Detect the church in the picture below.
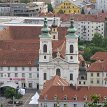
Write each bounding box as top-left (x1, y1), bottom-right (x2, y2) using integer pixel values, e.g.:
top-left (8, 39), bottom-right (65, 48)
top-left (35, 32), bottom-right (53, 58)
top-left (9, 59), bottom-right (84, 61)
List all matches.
top-left (39, 17), bottom-right (79, 89)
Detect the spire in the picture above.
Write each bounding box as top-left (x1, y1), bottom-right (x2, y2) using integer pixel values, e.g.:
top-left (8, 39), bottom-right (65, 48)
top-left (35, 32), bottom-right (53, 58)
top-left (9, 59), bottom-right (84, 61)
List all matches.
top-left (66, 18), bottom-right (77, 38)
top-left (40, 17), bottom-right (51, 38)
top-left (52, 15), bottom-right (57, 28)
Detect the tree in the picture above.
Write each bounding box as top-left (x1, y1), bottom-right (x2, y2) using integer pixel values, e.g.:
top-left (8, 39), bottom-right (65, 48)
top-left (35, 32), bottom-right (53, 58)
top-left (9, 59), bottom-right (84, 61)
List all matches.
top-left (47, 3), bottom-right (53, 12)
top-left (81, 8), bottom-right (85, 14)
top-left (0, 104), bottom-right (3, 107)
top-left (20, 0), bottom-right (29, 3)
top-left (4, 87), bottom-right (22, 100)
top-left (92, 33), bottom-right (103, 47)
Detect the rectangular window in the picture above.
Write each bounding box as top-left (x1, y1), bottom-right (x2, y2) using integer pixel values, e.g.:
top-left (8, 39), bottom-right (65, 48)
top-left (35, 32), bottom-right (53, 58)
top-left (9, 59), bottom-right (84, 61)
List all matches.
top-left (91, 80), bottom-right (93, 84)
top-left (8, 73), bottom-right (10, 77)
top-left (74, 104), bottom-right (77, 107)
top-left (29, 83), bottom-right (32, 88)
top-left (97, 73), bottom-right (99, 77)
top-left (15, 73), bottom-right (18, 77)
top-left (29, 73), bottom-right (32, 78)
top-left (0, 73), bottom-right (3, 77)
top-left (0, 67), bottom-right (3, 71)
top-left (22, 73), bottom-right (25, 77)
top-left (97, 80), bottom-right (100, 84)
top-left (22, 67), bottom-right (25, 71)
top-left (8, 67), bottom-right (10, 71)
top-left (64, 104), bottom-right (67, 107)
top-left (29, 67), bottom-right (32, 71)
top-left (91, 73), bottom-right (93, 77)
top-left (44, 73), bottom-right (47, 80)
top-left (15, 67), bottom-right (17, 71)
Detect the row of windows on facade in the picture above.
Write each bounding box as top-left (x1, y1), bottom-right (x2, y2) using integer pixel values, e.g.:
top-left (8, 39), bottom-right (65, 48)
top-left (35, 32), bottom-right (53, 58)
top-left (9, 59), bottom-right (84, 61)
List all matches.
top-left (43, 103), bottom-right (78, 107)
top-left (0, 67), bottom-right (39, 71)
top-left (0, 73), bottom-right (39, 78)
top-left (44, 95), bottom-right (107, 102)
top-left (80, 22), bottom-right (104, 25)
top-left (43, 73), bottom-right (73, 80)
top-left (90, 73), bottom-right (102, 77)
top-left (43, 44), bottom-right (74, 53)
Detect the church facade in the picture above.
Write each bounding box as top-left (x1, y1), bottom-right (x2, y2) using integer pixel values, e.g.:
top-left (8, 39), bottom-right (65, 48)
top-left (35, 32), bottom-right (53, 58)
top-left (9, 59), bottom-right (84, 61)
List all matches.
top-left (39, 17), bottom-right (79, 89)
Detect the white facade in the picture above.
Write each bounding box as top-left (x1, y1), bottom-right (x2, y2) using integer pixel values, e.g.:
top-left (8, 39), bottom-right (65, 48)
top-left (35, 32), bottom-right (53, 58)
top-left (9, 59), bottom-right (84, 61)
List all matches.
top-left (0, 6), bottom-right (10, 16)
top-left (39, 19), bottom-right (79, 89)
top-left (39, 101), bottom-right (85, 107)
top-left (61, 21), bottom-right (104, 41)
top-left (0, 67), bottom-right (39, 89)
top-left (96, 0), bottom-right (107, 12)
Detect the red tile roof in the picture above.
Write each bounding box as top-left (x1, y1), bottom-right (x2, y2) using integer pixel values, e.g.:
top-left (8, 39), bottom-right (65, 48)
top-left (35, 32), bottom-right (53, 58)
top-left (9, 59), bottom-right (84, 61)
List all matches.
top-left (91, 52), bottom-right (107, 61)
top-left (41, 76), bottom-right (69, 96)
top-left (40, 13), bottom-right (107, 22)
top-left (40, 85), bottom-right (107, 102)
top-left (87, 60), bottom-right (107, 72)
top-left (0, 26), bottom-right (84, 66)
top-left (40, 75), bottom-right (107, 102)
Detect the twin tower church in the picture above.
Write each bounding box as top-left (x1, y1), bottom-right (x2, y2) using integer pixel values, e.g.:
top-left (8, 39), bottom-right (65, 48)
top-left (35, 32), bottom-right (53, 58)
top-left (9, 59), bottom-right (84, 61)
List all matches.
top-left (39, 17), bottom-right (79, 89)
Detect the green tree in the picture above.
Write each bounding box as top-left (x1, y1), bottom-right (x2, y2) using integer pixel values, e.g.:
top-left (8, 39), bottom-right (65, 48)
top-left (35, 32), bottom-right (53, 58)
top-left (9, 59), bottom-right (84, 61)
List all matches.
top-left (83, 47), bottom-right (92, 61)
top-left (47, 3), bottom-right (53, 12)
top-left (0, 104), bottom-right (3, 107)
top-left (81, 8), bottom-right (85, 14)
top-left (4, 87), bottom-right (22, 99)
top-left (92, 33), bottom-right (103, 47)
top-left (20, 0), bottom-right (29, 3)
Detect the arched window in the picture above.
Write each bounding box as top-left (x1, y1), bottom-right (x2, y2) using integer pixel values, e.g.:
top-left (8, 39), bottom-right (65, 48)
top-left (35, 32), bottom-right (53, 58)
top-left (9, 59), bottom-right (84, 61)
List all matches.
top-left (43, 44), bottom-right (47, 52)
top-left (70, 45), bottom-right (73, 53)
top-left (53, 35), bottom-right (55, 39)
top-left (70, 73), bottom-right (73, 80)
top-left (56, 68), bottom-right (61, 76)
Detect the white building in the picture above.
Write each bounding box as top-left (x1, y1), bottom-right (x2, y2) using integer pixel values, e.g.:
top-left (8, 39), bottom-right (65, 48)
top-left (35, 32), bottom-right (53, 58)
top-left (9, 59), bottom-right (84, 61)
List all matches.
top-left (96, 0), bottom-right (107, 12)
top-left (61, 14), bottom-right (105, 41)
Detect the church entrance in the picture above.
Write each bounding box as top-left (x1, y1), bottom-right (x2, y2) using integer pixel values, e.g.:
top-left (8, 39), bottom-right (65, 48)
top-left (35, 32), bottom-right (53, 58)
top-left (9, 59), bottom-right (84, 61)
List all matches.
top-left (56, 68), bottom-right (61, 76)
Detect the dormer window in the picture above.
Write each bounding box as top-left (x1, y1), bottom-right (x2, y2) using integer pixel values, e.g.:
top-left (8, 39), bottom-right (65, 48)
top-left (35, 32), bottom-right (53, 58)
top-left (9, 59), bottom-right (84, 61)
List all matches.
top-left (73, 96), bottom-right (77, 101)
top-left (44, 95), bottom-right (48, 101)
top-left (54, 96), bottom-right (57, 100)
top-left (104, 96), bottom-right (107, 101)
top-left (83, 96), bottom-right (87, 101)
top-left (64, 96), bottom-right (67, 100)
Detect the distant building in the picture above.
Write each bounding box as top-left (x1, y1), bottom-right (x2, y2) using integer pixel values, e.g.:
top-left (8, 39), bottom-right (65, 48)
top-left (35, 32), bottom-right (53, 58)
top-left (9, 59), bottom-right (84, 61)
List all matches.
top-left (54, 1), bottom-right (81, 14)
top-left (0, 2), bottom-right (48, 16)
top-left (96, 0), bottom-right (107, 12)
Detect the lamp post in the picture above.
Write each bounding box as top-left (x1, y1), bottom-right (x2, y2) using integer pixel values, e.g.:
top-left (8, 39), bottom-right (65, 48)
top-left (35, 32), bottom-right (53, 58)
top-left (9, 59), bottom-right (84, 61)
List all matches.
top-left (13, 96), bottom-right (15, 107)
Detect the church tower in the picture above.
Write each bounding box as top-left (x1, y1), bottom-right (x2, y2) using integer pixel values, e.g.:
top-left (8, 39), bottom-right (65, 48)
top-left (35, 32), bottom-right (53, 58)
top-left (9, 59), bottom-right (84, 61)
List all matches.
top-left (39, 17), bottom-right (52, 89)
top-left (51, 15), bottom-right (58, 40)
top-left (39, 17), bottom-right (52, 63)
top-left (65, 19), bottom-right (78, 63)
top-left (65, 19), bottom-right (79, 86)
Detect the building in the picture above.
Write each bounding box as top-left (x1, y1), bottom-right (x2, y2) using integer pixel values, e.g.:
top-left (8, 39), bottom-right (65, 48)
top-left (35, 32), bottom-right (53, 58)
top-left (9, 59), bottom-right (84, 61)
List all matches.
top-left (0, 17), bottom-right (80, 89)
top-left (96, 0), bottom-right (107, 12)
top-left (0, 16), bottom-right (60, 27)
top-left (39, 75), bottom-right (107, 107)
top-left (86, 52), bottom-right (107, 87)
top-left (0, 2), bottom-right (48, 17)
top-left (54, 1), bottom-right (81, 14)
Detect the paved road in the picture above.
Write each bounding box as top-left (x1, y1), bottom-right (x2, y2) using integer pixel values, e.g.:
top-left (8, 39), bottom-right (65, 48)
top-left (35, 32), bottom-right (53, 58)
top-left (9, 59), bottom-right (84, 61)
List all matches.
top-left (0, 89), bottom-right (38, 107)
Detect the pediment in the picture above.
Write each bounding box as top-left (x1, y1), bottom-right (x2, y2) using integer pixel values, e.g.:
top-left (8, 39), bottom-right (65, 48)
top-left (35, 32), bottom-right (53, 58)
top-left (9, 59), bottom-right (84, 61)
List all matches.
top-left (48, 57), bottom-right (68, 65)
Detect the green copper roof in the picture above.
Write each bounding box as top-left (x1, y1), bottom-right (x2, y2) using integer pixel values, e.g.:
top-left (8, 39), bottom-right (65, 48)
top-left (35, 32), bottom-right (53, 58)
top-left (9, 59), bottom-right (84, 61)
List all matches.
top-left (40, 17), bottom-right (51, 38)
top-left (66, 18), bottom-right (77, 38)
